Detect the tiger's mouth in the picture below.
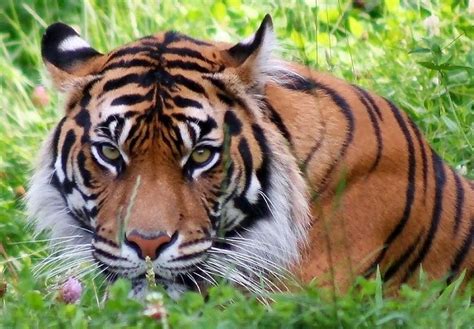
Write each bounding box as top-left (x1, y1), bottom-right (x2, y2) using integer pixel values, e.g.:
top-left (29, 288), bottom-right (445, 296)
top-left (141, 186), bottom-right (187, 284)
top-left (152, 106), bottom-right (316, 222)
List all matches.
top-left (91, 233), bottom-right (215, 298)
top-left (95, 250), bottom-right (214, 299)
top-left (101, 265), bottom-right (207, 294)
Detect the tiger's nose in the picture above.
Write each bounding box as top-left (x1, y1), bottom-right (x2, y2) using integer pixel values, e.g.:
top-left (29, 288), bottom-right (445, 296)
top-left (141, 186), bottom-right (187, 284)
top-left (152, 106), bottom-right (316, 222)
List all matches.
top-left (125, 230), bottom-right (173, 260)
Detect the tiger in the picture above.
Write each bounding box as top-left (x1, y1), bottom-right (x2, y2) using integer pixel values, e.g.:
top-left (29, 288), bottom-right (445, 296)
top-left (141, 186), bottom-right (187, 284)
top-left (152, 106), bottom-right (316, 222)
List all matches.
top-left (27, 14), bottom-right (473, 299)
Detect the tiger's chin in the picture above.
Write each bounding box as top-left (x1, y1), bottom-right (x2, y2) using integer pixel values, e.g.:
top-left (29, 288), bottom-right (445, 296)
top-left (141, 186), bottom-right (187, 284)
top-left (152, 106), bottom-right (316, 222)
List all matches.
top-left (128, 275), bottom-right (194, 301)
top-left (97, 262), bottom-right (201, 300)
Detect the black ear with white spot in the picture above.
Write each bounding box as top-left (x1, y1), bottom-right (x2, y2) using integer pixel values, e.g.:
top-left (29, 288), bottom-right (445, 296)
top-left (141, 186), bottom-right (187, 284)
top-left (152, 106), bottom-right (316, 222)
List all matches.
top-left (41, 23), bottom-right (105, 90)
top-left (223, 14), bottom-right (278, 90)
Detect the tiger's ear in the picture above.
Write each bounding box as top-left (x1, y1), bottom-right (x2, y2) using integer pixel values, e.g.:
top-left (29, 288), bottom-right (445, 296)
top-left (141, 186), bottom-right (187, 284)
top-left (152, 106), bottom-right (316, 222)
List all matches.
top-left (222, 14), bottom-right (277, 91)
top-left (41, 23), bottom-right (105, 91)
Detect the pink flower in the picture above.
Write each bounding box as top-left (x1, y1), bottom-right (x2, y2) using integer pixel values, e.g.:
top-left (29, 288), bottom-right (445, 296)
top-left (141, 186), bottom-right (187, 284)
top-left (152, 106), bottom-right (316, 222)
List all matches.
top-left (423, 15), bottom-right (440, 36)
top-left (144, 292), bottom-right (169, 328)
top-left (31, 85), bottom-right (50, 107)
top-left (59, 277), bottom-right (82, 303)
top-left (0, 281), bottom-right (6, 297)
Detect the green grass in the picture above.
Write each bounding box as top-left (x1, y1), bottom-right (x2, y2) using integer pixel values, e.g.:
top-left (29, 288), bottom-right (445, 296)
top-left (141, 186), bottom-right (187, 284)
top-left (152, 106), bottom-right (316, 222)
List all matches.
top-left (0, 0), bottom-right (473, 328)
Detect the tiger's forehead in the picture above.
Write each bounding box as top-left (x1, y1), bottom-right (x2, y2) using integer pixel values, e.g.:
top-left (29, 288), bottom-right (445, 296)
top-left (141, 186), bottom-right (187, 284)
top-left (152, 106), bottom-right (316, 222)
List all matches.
top-left (102, 31), bottom-right (226, 73)
top-left (83, 31), bottom-right (228, 120)
top-left (61, 31), bottom-right (234, 157)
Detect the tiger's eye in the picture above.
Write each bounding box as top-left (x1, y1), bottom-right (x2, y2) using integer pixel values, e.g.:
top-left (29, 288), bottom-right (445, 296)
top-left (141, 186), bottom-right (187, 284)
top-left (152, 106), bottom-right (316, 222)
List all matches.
top-left (101, 145), bottom-right (121, 161)
top-left (191, 148), bottom-right (212, 165)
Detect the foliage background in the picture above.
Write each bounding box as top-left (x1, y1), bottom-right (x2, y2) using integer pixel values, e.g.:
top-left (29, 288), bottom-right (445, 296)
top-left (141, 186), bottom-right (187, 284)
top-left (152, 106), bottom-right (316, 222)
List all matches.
top-left (0, 0), bottom-right (473, 328)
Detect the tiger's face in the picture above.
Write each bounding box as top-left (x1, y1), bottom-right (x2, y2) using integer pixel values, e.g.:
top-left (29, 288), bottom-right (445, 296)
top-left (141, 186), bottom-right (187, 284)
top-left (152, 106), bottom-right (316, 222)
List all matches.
top-left (28, 15), bottom-right (309, 298)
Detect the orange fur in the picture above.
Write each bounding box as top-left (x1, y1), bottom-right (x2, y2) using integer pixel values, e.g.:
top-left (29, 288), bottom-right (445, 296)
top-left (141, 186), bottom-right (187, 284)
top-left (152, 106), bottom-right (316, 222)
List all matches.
top-left (31, 17), bottom-right (473, 296)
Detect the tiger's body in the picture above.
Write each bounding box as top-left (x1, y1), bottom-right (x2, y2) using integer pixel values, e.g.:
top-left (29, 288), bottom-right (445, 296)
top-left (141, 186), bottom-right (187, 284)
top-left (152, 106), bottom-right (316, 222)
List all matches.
top-left (27, 15), bottom-right (473, 298)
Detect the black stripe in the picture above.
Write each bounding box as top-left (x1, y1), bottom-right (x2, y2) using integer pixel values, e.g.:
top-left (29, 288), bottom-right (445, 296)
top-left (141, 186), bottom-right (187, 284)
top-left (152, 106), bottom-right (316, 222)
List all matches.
top-left (217, 93), bottom-right (235, 106)
top-left (93, 234), bottom-right (120, 249)
top-left (110, 88), bottom-right (155, 106)
top-left (65, 205), bottom-right (93, 232)
top-left (224, 110), bottom-right (242, 136)
top-left (107, 46), bottom-right (157, 61)
top-left (173, 74), bottom-right (207, 95)
top-left (102, 58), bottom-right (156, 72)
top-left (74, 109), bottom-right (91, 131)
top-left (203, 75), bottom-right (246, 108)
top-left (262, 99), bottom-right (293, 148)
top-left (76, 150), bottom-right (93, 188)
top-left (89, 206), bottom-right (98, 218)
top-left (163, 47), bottom-right (215, 65)
top-left (203, 75), bottom-right (227, 91)
top-left (179, 237), bottom-right (211, 248)
top-left (112, 117), bottom-right (126, 141)
top-left (451, 169), bottom-right (465, 235)
top-left (159, 130), bottom-right (174, 154)
top-left (353, 86), bottom-right (383, 120)
top-left (227, 195), bottom-right (270, 237)
top-left (93, 248), bottom-right (127, 261)
top-left (408, 119), bottom-right (429, 199)
top-left (383, 232), bottom-right (423, 281)
top-left (172, 96), bottom-right (202, 109)
top-left (51, 117), bottom-right (67, 163)
top-left (252, 124), bottom-right (271, 191)
top-left (132, 126), bottom-right (152, 153)
top-left (102, 72), bottom-right (155, 93)
top-left (79, 79), bottom-right (96, 108)
top-left (170, 251), bottom-right (206, 262)
top-left (354, 87), bottom-right (383, 173)
top-left (279, 74), bottom-right (317, 93)
top-left (366, 99), bottom-right (417, 275)
top-left (448, 220), bottom-right (473, 283)
top-left (402, 152), bottom-right (446, 282)
top-left (166, 60), bottom-right (211, 73)
top-left (61, 130), bottom-right (76, 178)
top-left (170, 113), bottom-right (200, 124)
top-left (127, 121), bottom-right (146, 152)
top-left (196, 116), bottom-right (217, 138)
top-left (312, 83), bottom-right (355, 192)
top-left (302, 128), bottom-right (326, 171)
top-left (238, 138), bottom-right (253, 194)
top-left (96, 116), bottom-right (125, 141)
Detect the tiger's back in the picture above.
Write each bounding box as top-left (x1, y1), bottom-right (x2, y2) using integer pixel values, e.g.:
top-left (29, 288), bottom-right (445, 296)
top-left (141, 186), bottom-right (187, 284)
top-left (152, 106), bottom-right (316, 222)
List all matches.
top-left (265, 63), bottom-right (473, 289)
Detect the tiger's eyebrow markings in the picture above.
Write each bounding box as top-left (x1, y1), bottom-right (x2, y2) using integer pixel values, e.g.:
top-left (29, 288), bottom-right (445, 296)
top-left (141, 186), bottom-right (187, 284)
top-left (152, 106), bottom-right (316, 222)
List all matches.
top-left (170, 113), bottom-right (217, 140)
top-left (93, 114), bottom-right (130, 146)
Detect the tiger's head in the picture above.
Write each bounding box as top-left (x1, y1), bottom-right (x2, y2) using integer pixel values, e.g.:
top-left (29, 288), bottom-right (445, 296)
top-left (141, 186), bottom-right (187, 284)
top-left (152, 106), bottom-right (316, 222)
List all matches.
top-left (27, 15), bottom-right (309, 298)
